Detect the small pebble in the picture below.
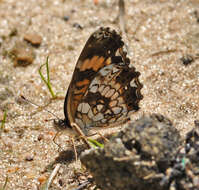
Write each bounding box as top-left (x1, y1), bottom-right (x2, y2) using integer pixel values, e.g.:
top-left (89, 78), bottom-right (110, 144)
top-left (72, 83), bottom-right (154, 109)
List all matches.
top-left (73, 23), bottom-right (83, 30)
top-left (194, 120), bottom-right (199, 127)
top-left (67, 44), bottom-right (74, 51)
top-left (9, 28), bottom-right (18, 37)
top-left (71, 9), bottom-right (76, 13)
top-left (38, 134), bottom-right (44, 141)
top-left (63, 15), bottom-right (69, 21)
top-left (58, 179), bottom-right (64, 186)
top-left (24, 33), bottom-right (42, 46)
top-left (180, 54), bottom-right (194, 66)
top-left (194, 10), bottom-right (199, 23)
top-left (25, 155), bottom-right (34, 161)
top-left (38, 175), bottom-right (47, 184)
top-left (11, 41), bottom-right (35, 66)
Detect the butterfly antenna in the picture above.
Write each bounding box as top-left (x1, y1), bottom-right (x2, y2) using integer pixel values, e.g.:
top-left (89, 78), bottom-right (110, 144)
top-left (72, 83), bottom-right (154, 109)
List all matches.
top-left (20, 95), bottom-right (60, 121)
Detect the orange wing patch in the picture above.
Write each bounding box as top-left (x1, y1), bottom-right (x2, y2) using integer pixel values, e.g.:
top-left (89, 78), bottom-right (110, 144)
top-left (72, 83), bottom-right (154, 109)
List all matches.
top-left (76, 79), bottom-right (89, 87)
top-left (80, 56), bottom-right (105, 71)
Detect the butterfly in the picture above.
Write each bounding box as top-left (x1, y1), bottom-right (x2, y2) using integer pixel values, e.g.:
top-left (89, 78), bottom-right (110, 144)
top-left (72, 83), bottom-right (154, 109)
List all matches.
top-left (63, 27), bottom-right (143, 135)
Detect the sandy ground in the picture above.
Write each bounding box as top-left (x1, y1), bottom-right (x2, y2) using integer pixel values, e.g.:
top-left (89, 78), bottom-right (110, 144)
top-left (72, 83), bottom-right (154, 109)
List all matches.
top-left (0, 0), bottom-right (199, 189)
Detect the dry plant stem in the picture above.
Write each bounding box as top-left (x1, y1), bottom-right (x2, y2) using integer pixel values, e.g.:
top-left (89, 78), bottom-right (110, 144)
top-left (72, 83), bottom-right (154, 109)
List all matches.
top-left (72, 180), bottom-right (90, 190)
top-left (118, 0), bottom-right (125, 33)
top-left (97, 132), bottom-right (109, 143)
top-left (46, 163), bottom-right (61, 190)
top-left (71, 137), bottom-right (78, 161)
top-left (71, 123), bottom-right (91, 148)
top-left (118, 0), bottom-right (129, 50)
top-left (151, 49), bottom-right (178, 56)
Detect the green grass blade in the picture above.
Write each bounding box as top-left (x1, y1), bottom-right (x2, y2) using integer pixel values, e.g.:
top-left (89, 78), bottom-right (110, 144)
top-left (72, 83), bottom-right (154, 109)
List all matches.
top-left (39, 64), bottom-right (48, 86)
top-left (46, 56), bottom-right (50, 84)
top-left (87, 138), bottom-right (104, 148)
top-left (0, 110), bottom-right (7, 132)
top-left (38, 57), bottom-right (56, 98)
top-left (0, 176), bottom-right (8, 190)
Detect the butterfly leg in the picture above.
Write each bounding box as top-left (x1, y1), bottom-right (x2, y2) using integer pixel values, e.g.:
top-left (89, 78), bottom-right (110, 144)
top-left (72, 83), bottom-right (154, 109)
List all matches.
top-left (71, 122), bottom-right (91, 148)
top-left (53, 131), bottom-right (63, 152)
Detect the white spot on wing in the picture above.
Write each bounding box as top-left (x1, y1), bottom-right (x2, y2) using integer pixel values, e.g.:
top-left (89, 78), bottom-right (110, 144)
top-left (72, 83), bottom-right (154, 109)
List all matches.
top-left (118, 97), bottom-right (124, 104)
top-left (111, 92), bottom-right (119, 100)
top-left (77, 103), bottom-right (83, 112)
top-left (105, 109), bottom-right (112, 115)
top-left (88, 109), bottom-right (94, 119)
top-left (112, 107), bottom-right (122, 114)
top-left (112, 66), bottom-right (120, 73)
top-left (90, 85), bottom-right (98, 93)
top-left (115, 48), bottom-right (120, 57)
top-left (130, 79), bottom-right (137, 88)
top-left (101, 118), bottom-right (107, 123)
top-left (93, 113), bottom-right (104, 121)
top-left (98, 85), bottom-right (105, 93)
top-left (109, 100), bottom-right (118, 107)
top-left (101, 86), bottom-right (110, 96)
top-left (105, 88), bottom-right (115, 98)
top-left (99, 64), bottom-right (113, 76)
top-left (79, 102), bottom-right (90, 114)
top-left (75, 118), bottom-right (84, 129)
top-left (89, 77), bottom-right (100, 93)
top-left (97, 104), bottom-right (103, 111)
top-left (109, 117), bottom-right (116, 123)
top-left (114, 83), bottom-right (121, 90)
top-left (121, 104), bottom-right (127, 113)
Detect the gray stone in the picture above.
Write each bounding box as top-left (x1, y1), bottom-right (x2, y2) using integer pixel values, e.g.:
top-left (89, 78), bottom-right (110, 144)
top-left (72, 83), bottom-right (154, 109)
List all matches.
top-left (81, 114), bottom-right (182, 190)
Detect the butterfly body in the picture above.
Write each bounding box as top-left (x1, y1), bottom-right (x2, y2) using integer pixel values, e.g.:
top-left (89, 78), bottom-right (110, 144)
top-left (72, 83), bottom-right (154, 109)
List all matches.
top-left (64, 27), bottom-right (143, 134)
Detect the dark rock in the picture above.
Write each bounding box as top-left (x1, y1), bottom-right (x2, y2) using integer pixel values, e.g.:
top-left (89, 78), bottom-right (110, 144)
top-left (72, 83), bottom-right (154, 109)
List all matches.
top-left (81, 114), bottom-right (182, 190)
top-left (180, 54), bottom-right (194, 66)
top-left (194, 10), bottom-right (199, 23)
top-left (38, 134), bottom-right (44, 141)
top-left (161, 121), bottom-right (199, 190)
top-left (9, 28), bottom-right (18, 37)
top-left (73, 23), bottom-right (83, 30)
top-left (63, 16), bottom-right (69, 21)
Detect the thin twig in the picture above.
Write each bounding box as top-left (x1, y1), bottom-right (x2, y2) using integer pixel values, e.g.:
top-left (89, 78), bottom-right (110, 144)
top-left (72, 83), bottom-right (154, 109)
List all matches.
top-left (118, 0), bottom-right (125, 34)
top-left (71, 137), bottom-right (78, 161)
top-left (45, 163), bottom-right (61, 190)
top-left (151, 49), bottom-right (178, 57)
top-left (1, 176), bottom-right (8, 190)
top-left (72, 180), bottom-right (90, 190)
top-left (118, 0), bottom-right (129, 52)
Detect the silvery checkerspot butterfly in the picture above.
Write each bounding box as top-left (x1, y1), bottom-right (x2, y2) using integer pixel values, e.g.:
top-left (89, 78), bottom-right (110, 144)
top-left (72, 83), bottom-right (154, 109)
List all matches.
top-left (64, 27), bottom-right (143, 135)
